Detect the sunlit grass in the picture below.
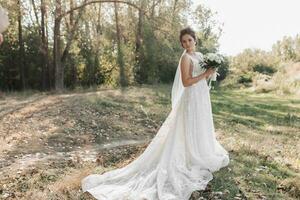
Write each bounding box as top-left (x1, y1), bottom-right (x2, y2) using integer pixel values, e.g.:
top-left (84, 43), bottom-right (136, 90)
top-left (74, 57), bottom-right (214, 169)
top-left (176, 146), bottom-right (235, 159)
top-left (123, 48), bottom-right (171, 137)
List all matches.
top-left (1, 84), bottom-right (299, 199)
top-left (81, 84), bottom-right (300, 199)
top-left (122, 85), bottom-right (300, 199)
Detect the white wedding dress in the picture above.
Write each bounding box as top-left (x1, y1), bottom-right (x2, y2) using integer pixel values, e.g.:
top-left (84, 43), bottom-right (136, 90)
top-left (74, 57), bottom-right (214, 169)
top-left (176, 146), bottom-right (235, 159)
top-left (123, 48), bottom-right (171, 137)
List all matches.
top-left (81, 50), bottom-right (230, 200)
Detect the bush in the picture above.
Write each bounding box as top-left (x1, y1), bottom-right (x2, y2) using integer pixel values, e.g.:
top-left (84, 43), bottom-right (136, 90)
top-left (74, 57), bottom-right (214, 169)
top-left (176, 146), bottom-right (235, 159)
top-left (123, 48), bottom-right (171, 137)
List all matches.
top-left (253, 62), bottom-right (300, 95)
top-left (253, 64), bottom-right (277, 75)
top-left (238, 73), bottom-right (253, 84)
top-left (217, 57), bottom-right (229, 81)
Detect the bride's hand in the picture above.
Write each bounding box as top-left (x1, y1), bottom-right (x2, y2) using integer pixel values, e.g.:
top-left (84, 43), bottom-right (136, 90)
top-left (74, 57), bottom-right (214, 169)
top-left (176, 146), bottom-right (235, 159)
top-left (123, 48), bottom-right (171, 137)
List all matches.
top-left (204, 68), bottom-right (216, 79)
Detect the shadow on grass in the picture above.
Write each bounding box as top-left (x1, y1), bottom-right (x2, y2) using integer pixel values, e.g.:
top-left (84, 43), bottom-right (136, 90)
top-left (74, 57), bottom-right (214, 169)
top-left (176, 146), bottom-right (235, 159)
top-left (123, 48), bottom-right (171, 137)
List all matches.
top-left (205, 147), bottom-right (299, 199)
top-left (211, 89), bottom-right (300, 132)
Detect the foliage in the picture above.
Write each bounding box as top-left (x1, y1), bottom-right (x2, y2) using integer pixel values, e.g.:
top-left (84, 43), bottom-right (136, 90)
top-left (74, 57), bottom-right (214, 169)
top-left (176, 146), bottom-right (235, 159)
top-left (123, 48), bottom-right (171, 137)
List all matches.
top-left (0, 0), bottom-right (221, 91)
top-left (222, 35), bottom-right (300, 95)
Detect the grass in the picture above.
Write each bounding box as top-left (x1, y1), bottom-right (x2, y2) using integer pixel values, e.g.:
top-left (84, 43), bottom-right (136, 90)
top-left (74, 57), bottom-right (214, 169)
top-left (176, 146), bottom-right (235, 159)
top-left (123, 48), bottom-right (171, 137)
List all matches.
top-left (0, 84), bottom-right (299, 199)
top-left (209, 88), bottom-right (299, 199)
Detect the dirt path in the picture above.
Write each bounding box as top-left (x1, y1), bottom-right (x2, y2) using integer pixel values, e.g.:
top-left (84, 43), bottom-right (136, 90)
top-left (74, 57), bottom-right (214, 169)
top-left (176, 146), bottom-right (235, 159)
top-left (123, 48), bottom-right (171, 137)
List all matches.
top-left (0, 88), bottom-right (162, 199)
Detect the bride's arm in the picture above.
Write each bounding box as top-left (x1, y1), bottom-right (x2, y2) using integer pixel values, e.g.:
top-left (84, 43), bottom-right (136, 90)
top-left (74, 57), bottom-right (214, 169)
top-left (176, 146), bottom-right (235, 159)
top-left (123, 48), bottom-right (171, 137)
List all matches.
top-left (180, 55), bottom-right (211, 87)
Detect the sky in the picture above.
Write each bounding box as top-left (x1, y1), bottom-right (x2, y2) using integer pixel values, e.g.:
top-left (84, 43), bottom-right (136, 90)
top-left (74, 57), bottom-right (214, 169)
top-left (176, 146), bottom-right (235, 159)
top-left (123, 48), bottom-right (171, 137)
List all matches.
top-left (192, 0), bottom-right (300, 56)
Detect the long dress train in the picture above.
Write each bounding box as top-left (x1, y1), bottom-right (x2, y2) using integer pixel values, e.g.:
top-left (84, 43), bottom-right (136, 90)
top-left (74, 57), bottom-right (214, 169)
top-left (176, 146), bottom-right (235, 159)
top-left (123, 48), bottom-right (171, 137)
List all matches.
top-left (81, 51), bottom-right (230, 200)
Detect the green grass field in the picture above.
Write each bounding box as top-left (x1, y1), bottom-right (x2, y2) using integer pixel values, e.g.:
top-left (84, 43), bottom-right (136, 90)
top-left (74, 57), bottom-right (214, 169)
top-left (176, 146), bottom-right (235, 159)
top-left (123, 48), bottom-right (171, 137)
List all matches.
top-left (0, 85), bottom-right (299, 199)
top-left (136, 85), bottom-right (300, 199)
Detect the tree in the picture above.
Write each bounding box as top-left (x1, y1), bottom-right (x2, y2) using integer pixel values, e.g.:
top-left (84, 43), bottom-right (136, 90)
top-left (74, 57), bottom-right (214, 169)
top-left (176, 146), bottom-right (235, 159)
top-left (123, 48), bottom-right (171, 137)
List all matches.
top-left (114, 2), bottom-right (127, 86)
top-left (0, 0), bottom-right (221, 91)
top-left (18, 0), bottom-right (26, 89)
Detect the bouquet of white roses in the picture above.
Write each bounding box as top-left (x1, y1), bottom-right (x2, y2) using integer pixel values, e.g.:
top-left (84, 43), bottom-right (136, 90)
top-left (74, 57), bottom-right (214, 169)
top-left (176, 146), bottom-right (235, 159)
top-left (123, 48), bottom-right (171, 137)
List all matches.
top-left (0, 7), bottom-right (10, 33)
top-left (203, 53), bottom-right (224, 69)
top-left (202, 53), bottom-right (224, 89)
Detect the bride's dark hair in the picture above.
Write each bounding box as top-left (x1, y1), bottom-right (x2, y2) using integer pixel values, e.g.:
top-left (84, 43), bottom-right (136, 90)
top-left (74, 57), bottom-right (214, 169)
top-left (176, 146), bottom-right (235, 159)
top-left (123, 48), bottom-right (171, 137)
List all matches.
top-left (179, 27), bottom-right (197, 47)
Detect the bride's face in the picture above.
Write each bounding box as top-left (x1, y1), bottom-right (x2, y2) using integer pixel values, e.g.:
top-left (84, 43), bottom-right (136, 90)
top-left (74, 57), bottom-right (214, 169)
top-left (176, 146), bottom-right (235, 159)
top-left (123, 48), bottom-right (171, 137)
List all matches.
top-left (181, 34), bottom-right (196, 51)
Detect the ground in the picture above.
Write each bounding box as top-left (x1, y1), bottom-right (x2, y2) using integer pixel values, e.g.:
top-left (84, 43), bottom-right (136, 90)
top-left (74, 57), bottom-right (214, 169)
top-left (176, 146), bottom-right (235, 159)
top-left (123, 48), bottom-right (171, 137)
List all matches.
top-left (0, 84), bottom-right (299, 200)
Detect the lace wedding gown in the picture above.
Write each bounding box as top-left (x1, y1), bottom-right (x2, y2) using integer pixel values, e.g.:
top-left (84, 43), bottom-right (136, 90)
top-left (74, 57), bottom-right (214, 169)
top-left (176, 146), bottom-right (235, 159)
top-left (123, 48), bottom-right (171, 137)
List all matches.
top-left (81, 51), bottom-right (230, 200)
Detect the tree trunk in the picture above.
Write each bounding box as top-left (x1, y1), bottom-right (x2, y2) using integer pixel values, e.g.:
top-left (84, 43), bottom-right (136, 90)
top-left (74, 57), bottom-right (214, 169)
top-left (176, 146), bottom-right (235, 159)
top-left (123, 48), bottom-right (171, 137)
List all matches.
top-left (114, 2), bottom-right (127, 87)
top-left (31, 0), bottom-right (49, 90)
top-left (69, 0), bottom-right (77, 86)
top-left (41, 0), bottom-right (50, 90)
top-left (45, 6), bottom-right (53, 89)
top-left (18, 0), bottom-right (26, 90)
top-left (135, 0), bottom-right (146, 83)
top-left (31, 0), bottom-right (41, 32)
top-left (54, 0), bottom-right (63, 91)
top-left (61, 0), bottom-right (86, 64)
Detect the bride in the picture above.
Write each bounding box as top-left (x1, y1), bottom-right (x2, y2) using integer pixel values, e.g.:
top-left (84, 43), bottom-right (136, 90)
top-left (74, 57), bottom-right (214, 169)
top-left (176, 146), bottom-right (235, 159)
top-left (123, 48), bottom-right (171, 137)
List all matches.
top-left (81, 27), bottom-right (230, 200)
